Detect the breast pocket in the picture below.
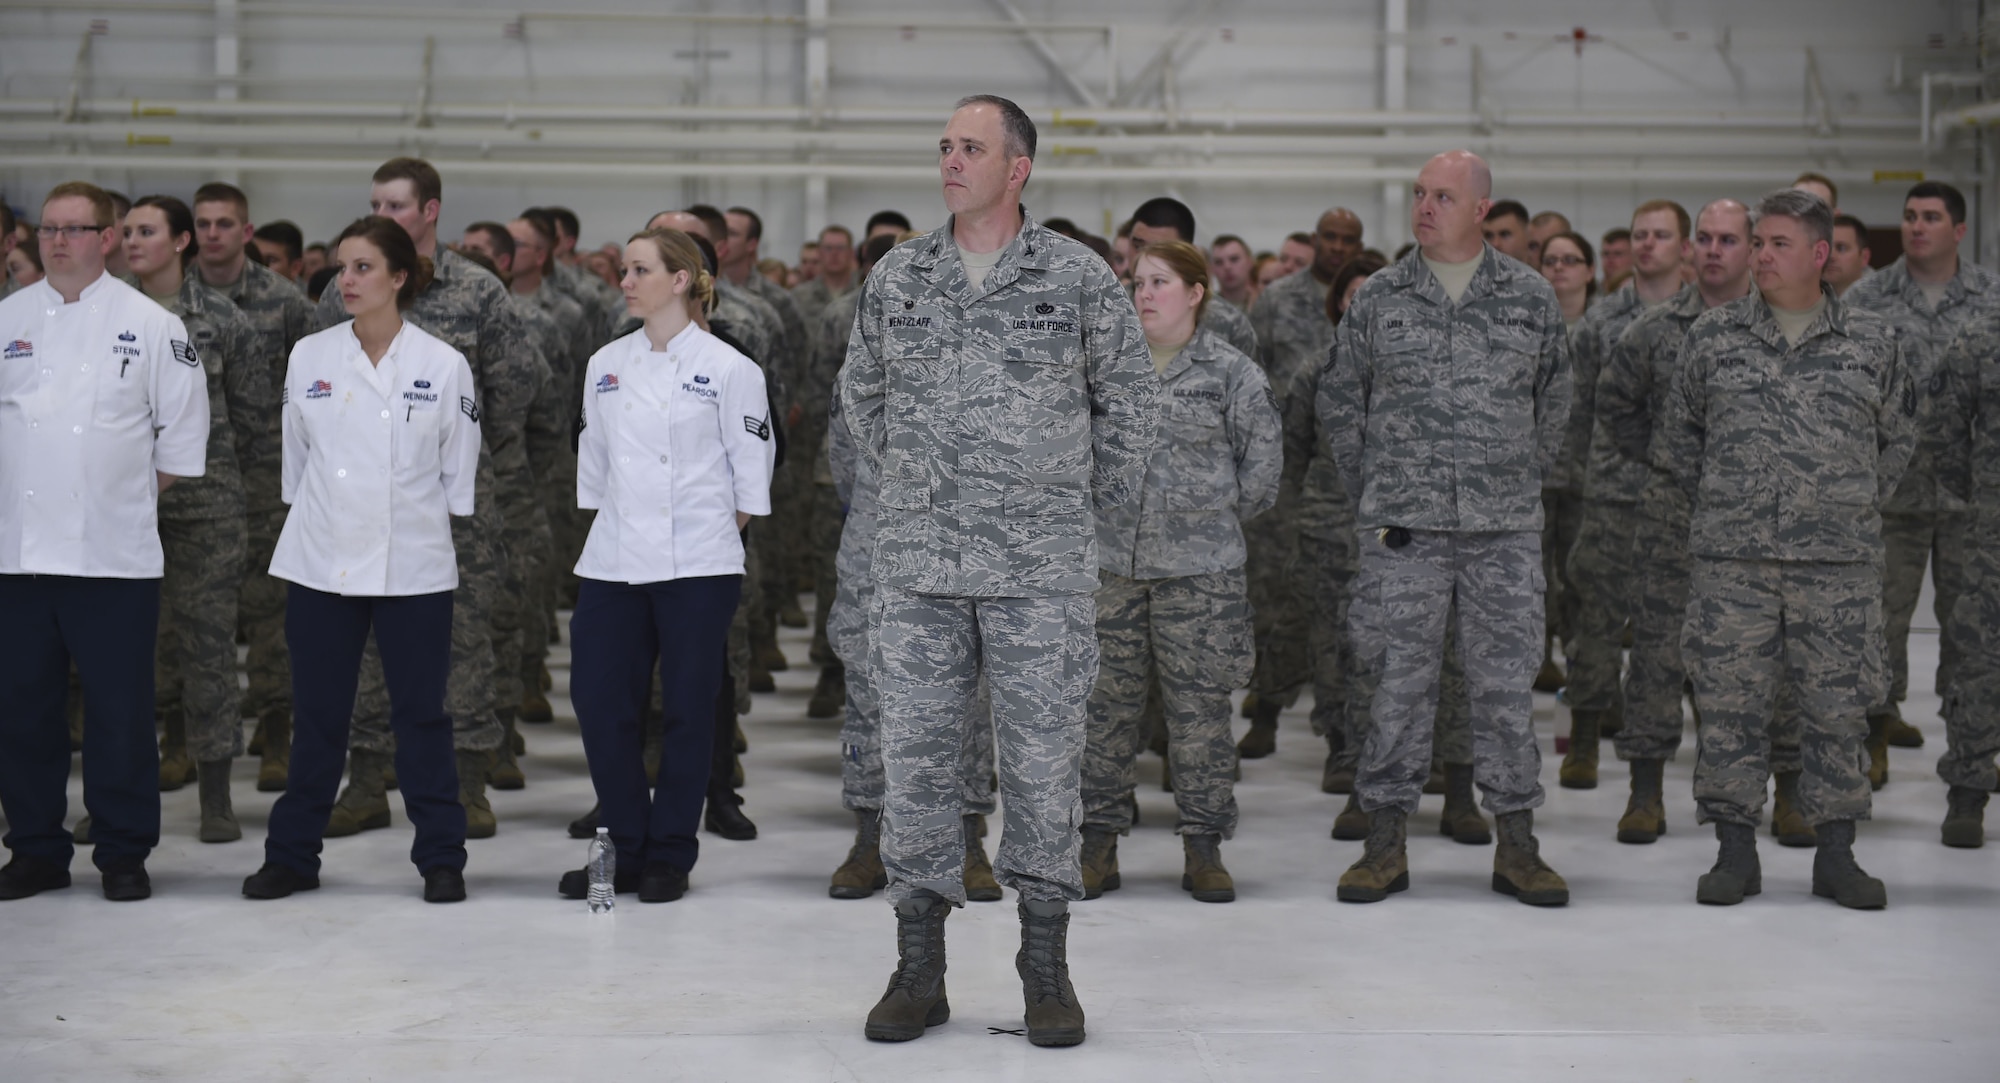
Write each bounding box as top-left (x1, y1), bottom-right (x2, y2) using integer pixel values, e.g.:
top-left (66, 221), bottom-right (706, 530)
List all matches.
top-left (1164, 397), bottom-right (1235, 510)
top-left (396, 398), bottom-right (443, 471)
top-left (94, 359), bottom-right (151, 427)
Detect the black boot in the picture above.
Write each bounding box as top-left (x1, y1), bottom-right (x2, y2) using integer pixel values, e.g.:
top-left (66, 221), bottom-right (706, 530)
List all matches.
top-left (1438, 762), bottom-right (1490, 845)
top-left (1017, 898), bottom-right (1086, 1047)
top-left (1812, 820), bottom-right (1887, 910)
top-left (567, 803), bottom-right (601, 840)
top-left (1695, 821), bottom-right (1760, 905)
top-left (864, 891), bottom-right (950, 1042)
top-left (704, 790), bottom-right (758, 840)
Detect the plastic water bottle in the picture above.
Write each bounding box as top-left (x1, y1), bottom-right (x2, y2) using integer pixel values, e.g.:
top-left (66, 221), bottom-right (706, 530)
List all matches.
top-left (587, 827), bottom-right (615, 914)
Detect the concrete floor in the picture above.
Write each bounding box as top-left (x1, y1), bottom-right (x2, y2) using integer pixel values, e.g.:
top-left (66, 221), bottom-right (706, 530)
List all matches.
top-left (3, 601), bottom-right (1996, 1081)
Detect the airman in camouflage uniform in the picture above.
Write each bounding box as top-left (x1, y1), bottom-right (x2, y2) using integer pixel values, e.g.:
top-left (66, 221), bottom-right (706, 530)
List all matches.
top-left (1933, 308), bottom-right (2000, 846)
top-left (153, 276), bottom-right (278, 842)
top-left (1080, 323), bottom-right (1277, 900)
top-left (199, 254), bottom-right (313, 791)
top-left (1320, 151), bottom-right (1572, 908)
top-left (1663, 190), bottom-right (1915, 908)
top-left (315, 243), bottom-right (541, 837)
top-left (1842, 184), bottom-right (2000, 768)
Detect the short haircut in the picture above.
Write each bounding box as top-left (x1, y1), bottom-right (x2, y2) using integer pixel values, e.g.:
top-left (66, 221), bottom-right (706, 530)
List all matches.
top-left (42, 180), bottom-right (115, 227)
top-left (1285, 231), bottom-right (1313, 248)
top-left (104, 189), bottom-right (131, 219)
top-left (1210, 233), bottom-right (1251, 254)
top-left (1833, 213), bottom-right (1871, 243)
top-left (819, 224), bottom-right (854, 245)
top-left (1906, 180), bottom-right (1968, 226)
top-left (866, 209), bottom-right (913, 235)
top-left (1486, 200), bottom-right (1530, 227)
top-left (1130, 239), bottom-right (1211, 325)
top-left (1131, 197), bottom-right (1196, 243)
top-left (372, 157), bottom-right (442, 207)
top-left (726, 205), bottom-right (764, 240)
top-left (542, 205), bottom-right (581, 241)
top-left (1631, 199), bottom-right (1692, 239)
top-left (953, 94), bottom-right (1037, 161)
top-left (192, 182), bottom-right (251, 218)
top-left (684, 204), bottom-right (729, 245)
top-left (1793, 171), bottom-right (1839, 207)
top-left (1530, 210), bottom-right (1572, 230)
top-left (306, 241), bottom-right (329, 256)
top-left (1756, 188), bottom-right (1834, 246)
top-left (464, 220), bottom-right (516, 260)
top-left (254, 219), bottom-right (305, 263)
top-left (859, 232), bottom-right (898, 270)
top-left (517, 207), bottom-right (560, 248)
top-left (1600, 227), bottom-right (1632, 246)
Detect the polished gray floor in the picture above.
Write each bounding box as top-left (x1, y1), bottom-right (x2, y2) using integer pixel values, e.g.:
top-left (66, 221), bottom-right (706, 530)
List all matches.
top-left (4, 606), bottom-right (1995, 1081)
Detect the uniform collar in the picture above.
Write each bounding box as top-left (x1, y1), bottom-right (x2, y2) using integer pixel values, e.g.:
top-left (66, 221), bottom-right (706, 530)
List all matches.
top-left (1738, 281), bottom-right (1847, 349)
top-left (1391, 242), bottom-right (1506, 307)
top-left (1159, 324), bottom-right (1229, 382)
top-left (39, 269), bottom-right (115, 309)
top-left (1668, 281), bottom-right (1706, 318)
top-left (910, 205), bottom-right (1052, 304)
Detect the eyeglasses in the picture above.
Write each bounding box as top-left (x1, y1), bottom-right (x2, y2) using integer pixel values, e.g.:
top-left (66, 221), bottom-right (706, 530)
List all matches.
top-left (1541, 255), bottom-right (1589, 269)
top-left (36, 224), bottom-right (109, 240)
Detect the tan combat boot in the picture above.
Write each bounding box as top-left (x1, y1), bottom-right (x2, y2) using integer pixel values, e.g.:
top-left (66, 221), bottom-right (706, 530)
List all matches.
top-left (1771, 771), bottom-right (1817, 848)
top-left (1559, 709), bottom-right (1600, 790)
top-left (1941, 786), bottom-right (1987, 849)
top-left (1337, 807), bottom-right (1409, 903)
top-left (1321, 733), bottom-right (1352, 795)
top-left (963, 814), bottom-right (1002, 902)
top-left (158, 709), bottom-right (196, 792)
top-left (1331, 792), bottom-right (1369, 840)
top-left (1616, 759), bottom-right (1667, 844)
top-left (519, 687), bottom-right (554, 724)
top-left (1237, 699), bottom-right (1280, 760)
top-left (864, 891), bottom-right (950, 1041)
top-left (256, 709), bottom-right (291, 793)
top-left (1181, 834), bottom-right (1235, 902)
top-left (324, 749), bottom-right (392, 837)
top-left (1079, 827), bottom-right (1120, 899)
top-left (1492, 810), bottom-right (1569, 906)
top-left (830, 809), bottom-right (887, 899)
top-left (458, 749), bottom-right (497, 839)
top-left (1439, 762), bottom-right (1491, 845)
top-left (1017, 899), bottom-right (1086, 1047)
top-left (196, 759), bottom-right (241, 843)
top-left (489, 718), bottom-right (526, 791)
top-left (1864, 710), bottom-right (1891, 790)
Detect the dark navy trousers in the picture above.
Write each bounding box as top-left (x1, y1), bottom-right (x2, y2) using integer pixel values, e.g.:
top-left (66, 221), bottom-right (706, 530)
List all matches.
top-left (0, 575), bottom-right (162, 871)
top-left (265, 585), bottom-right (465, 876)
top-left (570, 574), bottom-right (741, 874)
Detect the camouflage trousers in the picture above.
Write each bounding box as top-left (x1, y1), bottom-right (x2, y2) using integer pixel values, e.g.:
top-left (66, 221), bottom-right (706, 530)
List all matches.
top-left (872, 586), bottom-right (1096, 906)
top-left (1300, 531), bottom-right (1358, 744)
top-left (489, 507), bottom-right (543, 727)
top-left (1685, 558), bottom-right (1880, 827)
top-left (1564, 498), bottom-right (1637, 714)
top-left (1340, 597), bottom-right (1476, 774)
top-left (1243, 508), bottom-right (1309, 709)
top-left (1350, 529), bottom-right (1546, 816)
top-left (1082, 569), bottom-right (1254, 837)
top-left (1880, 510), bottom-right (1969, 708)
top-left (1542, 487), bottom-right (1582, 648)
top-left (238, 509), bottom-right (289, 723)
top-left (157, 515), bottom-right (247, 762)
top-left (810, 481), bottom-right (844, 665)
top-left (522, 453), bottom-right (576, 695)
top-left (1938, 515), bottom-right (1999, 791)
top-left (349, 515), bottom-right (504, 754)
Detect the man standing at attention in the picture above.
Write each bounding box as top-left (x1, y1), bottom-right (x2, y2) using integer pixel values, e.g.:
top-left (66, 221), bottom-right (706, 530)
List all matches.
top-left (842, 94), bottom-right (1158, 1047)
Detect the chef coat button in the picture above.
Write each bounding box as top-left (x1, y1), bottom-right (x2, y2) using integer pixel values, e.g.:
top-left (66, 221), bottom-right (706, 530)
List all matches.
top-left (337, 469), bottom-right (347, 478)
top-left (659, 455), bottom-right (668, 463)
top-left (81, 364), bottom-right (90, 372)
top-left (381, 410), bottom-right (390, 419)
top-left (619, 455), bottom-right (629, 464)
top-left (73, 426), bottom-right (82, 434)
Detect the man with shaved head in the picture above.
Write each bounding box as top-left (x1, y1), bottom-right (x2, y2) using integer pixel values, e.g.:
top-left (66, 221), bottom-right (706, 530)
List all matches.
top-left (1321, 151), bottom-right (1573, 907)
top-left (1238, 208), bottom-right (1364, 767)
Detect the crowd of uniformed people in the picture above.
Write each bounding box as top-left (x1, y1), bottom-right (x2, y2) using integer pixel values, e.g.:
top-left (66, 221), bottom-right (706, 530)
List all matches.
top-left (1, 92), bottom-right (1994, 1047)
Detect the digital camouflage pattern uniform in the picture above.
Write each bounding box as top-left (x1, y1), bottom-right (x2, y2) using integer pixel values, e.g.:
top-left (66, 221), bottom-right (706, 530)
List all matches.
top-left (1662, 287), bottom-right (1915, 827)
top-left (842, 211), bottom-right (1159, 906)
top-left (809, 288), bottom-right (865, 664)
top-left (156, 279), bottom-right (278, 762)
top-left (1321, 246), bottom-right (1572, 816)
top-left (1081, 326), bottom-right (1278, 837)
top-left (517, 278), bottom-right (594, 637)
top-left (509, 295), bottom-right (572, 715)
top-left (828, 374), bottom-right (994, 816)
top-left (1930, 311), bottom-right (2000, 791)
top-left (792, 275), bottom-right (855, 331)
top-left (315, 246), bottom-right (544, 756)
top-left (204, 259), bottom-right (313, 732)
top-left (1842, 257), bottom-right (2000, 720)
top-left (1280, 358), bottom-right (1358, 753)
top-left (1561, 284), bottom-right (1652, 720)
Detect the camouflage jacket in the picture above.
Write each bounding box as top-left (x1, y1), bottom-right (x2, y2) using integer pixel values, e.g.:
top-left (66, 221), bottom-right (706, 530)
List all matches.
top-left (1843, 255), bottom-right (2000, 514)
top-left (156, 277), bottom-right (280, 522)
top-left (741, 269), bottom-right (810, 414)
top-left (1288, 355), bottom-right (1355, 542)
top-left (506, 296), bottom-right (568, 519)
top-left (792, 275), bottom-right (856, 329)
top-left (1662, 286), bottom-right (1917, 563)
top-left (1248, 268), bottom-right (1333, 392)
top-left (841, 209), bottom-right (1160, 597)
top-left (1320, 245), bottom-right (1572, 533)
top-left (1934, 308), bottom-right (2000, 517)
top-left (203, 258), bottom-right (312, 518)
top-left (1096, 326), bottom-right (1281, 579)
top-left (1566, 283), bottom-right (1653, 501)
top-left (806, 286), bottom-right (864, 472)
top-left (550, 260), bottom-right (619, 347)
top-left (315, 246), bottom-right (541, 529)
top-left (1596, 283), bottom-right (1714, 524)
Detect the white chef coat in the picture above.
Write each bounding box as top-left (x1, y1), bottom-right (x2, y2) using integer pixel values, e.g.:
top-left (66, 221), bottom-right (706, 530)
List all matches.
top-left (576, 321), bottom-right (774, 583)
top-left (269, 319), bottom-right (479, 596)
top-left (0, 272), bottom-right (209, 578)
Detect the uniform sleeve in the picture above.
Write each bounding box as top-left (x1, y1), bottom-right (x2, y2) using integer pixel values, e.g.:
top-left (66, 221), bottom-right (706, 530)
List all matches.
top-left (1248, 291), bottom-right (1278, 373)
top-left (279, 345), bottom-right (307, 506)
top-left (1557, 315), bottom-right (1601, 486)
top-left (1082, 260), bottom-right (1161, 510)
top-left (1214, 302), bottom-right (1260, 363)
top-left (150, 312), bottom-right (210, 478)
top-left (1932, 319), bottom-right (1986, 506)
top-left (221, 309), bottom-right (282, 495)
top-left (1230, 359), bottom-right (1284, 522)
top-left (1278, 363), bottom-right (1319, 510)
top-left (1533, 298), bottom-right (1575, 484)
top-left (722, 352), bottom-right (776, 516)
top-left (438, 353), bottom-right (480, 517)
top-left (576, 344), bottom-right (609, 511)
top-left (839, 273), bottom-right (889, 471)
top-left (1597, 317), bottom-right (1656, 468)
top-left (1874, 334), bottom-right (1920, 507)
top-left (828, 366), bottom-right (858, 505)
top-left (1321, 308), bottom-right (1370, 507)
top-left (476, 298), bottom-right (541, 480)
top-left (1660, 328), bottom-right (1714, 501)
